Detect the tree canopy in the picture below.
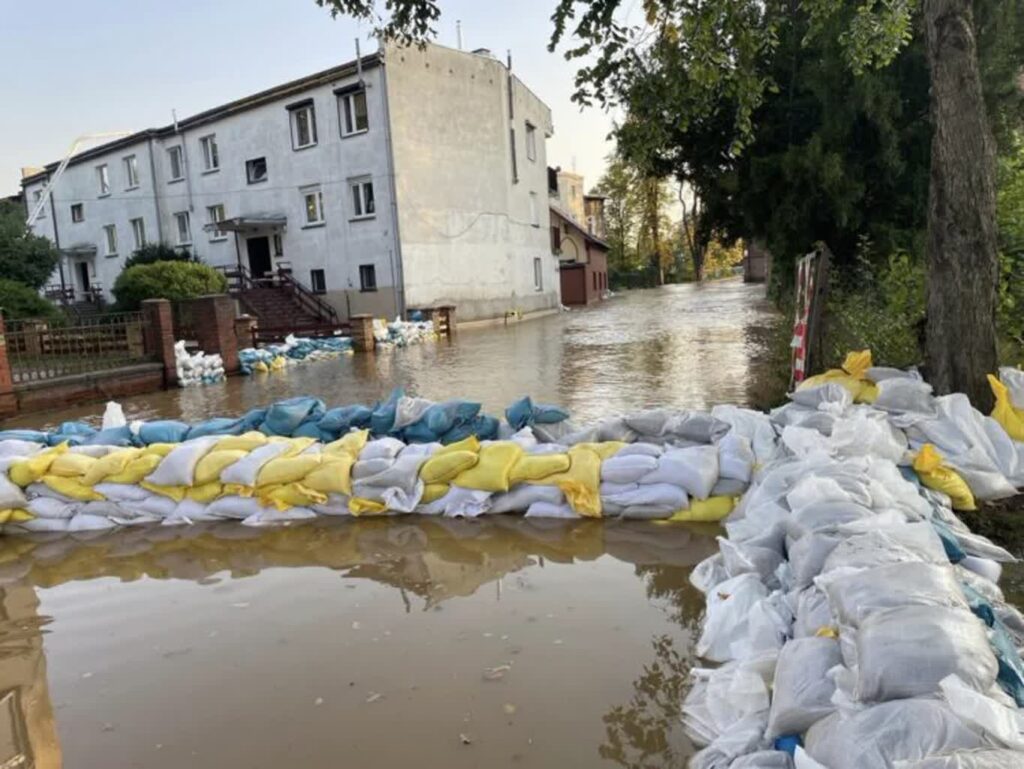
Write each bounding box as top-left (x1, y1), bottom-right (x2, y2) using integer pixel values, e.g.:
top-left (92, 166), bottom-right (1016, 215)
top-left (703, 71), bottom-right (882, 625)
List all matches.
top-left (0, 200), bottom-right (61, 291)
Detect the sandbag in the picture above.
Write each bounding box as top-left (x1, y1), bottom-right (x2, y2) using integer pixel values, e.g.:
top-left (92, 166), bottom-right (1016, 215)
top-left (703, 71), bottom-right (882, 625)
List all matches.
top-left (792, 586), bottom-right (833, 638)
top-left (642, 446), bottom-right (718, 500)
top-left (898, 750), bottom-right (1024, 769)
top-left (822, 522), bottom-right (949, 574)
top-left (914, 444), bottom-right (977, 511)
top-left (766, 636), bottom-right (841, 738)
top-left (873, 379), bottom-right (937, 416)
top-left (601, 453), bottom-right (658, 484)
top-left (144, 437), bottom-right (218, 487)
top-left (697, 574), bottom-right (769, 662)
top-left (729, 752), bottom-right (794, 769)
top-left (718, 433), bottom-right (755, 483)
top-left (788, 532), bottom-right (841, 588)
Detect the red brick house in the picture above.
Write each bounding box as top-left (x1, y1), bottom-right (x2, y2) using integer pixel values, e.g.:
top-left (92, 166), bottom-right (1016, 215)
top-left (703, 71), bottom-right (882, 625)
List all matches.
top-left (551, 202), bottom-right (609, 306)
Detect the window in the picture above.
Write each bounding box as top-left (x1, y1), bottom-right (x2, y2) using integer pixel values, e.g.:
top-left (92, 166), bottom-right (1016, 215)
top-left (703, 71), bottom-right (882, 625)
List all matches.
top-left (207, 204), bottom-right (226, 240)
top-left (103, 224), bottom-right (118, 256)
top-left (593, 271), bottom-right (598, 291)
top-left (71, 203), bottom-right (84, 222)
top-left (130, 217), bottom-right (146, 249)
top-left (550, 225), bottom-right (561, 254)
top-left (310, 269), bottom-right (326, 294)
top-left (359, 264), bottom-right (377, 292)
top-left (33, 190), bottom-right (46, 218)
top-left (200, 135), bottom-right (219, 172)
top-left (167, 146), bottom-right (184, 181)
top-left (246, 157), bottom-right (268, 184)
top-left (525, 122), bottom-right (537, 162)
top-left (351, 179), bottom-right (375, 218)
top-left (123, 155), bottom-right (139, 188)
top-left (272, 233), bottom-right (283, 256)
top-left (97, 165), bottom-right (110, 195)
top-left (289, 102), bottom-right (318, 149)
top-left (529, 191), bottom-right (539, 227)
top-left (174, 211), bottom-right (192, 245)
top-left (533, 257), bottom-right (543, 291)
top-left (339, 90), bottom-right (369, 136)
top-left (302, 186), bottom-right (324, 225)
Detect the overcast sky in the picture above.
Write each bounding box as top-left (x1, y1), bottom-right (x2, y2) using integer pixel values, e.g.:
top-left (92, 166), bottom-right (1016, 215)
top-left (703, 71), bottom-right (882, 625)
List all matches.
top-left (1, 0), bottom-right (623, 198)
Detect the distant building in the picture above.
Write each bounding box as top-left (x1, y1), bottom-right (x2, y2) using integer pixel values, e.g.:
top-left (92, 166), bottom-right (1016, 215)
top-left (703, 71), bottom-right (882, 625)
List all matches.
top-left (21, 41), bottom-right (560, 322)
top-left (549, 168), bottom-right (608, 306)
top-left (744, 240), bottom-right (770, 283)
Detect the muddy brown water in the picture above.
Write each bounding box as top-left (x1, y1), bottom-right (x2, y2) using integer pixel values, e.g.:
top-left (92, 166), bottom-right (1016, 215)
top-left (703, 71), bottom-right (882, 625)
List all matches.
top-left (0, 281), bottom-right (782, 768)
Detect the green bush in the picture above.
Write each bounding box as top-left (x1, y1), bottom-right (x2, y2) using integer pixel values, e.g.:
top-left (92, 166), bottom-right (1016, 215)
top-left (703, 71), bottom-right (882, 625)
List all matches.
top-left (113, 261), bottom-right (227, 310)
top-left (124, 242), bottom-right (196, 269)
top-left (0, 200), bottom-right (61, 290)
top-left (0, 278), bottom-right (63, 322)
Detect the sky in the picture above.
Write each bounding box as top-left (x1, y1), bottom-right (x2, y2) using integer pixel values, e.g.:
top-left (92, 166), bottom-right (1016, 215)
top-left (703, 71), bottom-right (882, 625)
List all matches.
top-left (0, 0), bottom-right (623, 198)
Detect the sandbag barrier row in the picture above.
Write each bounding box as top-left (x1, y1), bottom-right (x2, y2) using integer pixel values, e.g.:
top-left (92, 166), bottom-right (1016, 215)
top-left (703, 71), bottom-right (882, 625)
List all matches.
top-left (682, 354), bottom-right (1024, 769)
top-left (0, 411), bottom-right (759, 533)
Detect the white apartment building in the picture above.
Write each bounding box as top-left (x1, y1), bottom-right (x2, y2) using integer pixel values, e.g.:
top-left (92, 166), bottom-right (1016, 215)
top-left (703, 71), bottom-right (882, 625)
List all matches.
top-left (22, 41), bottom-right (560, 321)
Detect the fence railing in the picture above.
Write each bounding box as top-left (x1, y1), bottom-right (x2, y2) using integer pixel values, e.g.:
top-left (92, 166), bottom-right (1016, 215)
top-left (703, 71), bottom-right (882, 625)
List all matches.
top-left (5, 313), bottom-right (155, 384)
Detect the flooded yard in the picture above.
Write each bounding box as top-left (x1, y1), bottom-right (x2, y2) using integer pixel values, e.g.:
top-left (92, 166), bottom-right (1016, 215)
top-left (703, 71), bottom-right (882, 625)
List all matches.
top-left (0, 281), bottom-right (780, 768)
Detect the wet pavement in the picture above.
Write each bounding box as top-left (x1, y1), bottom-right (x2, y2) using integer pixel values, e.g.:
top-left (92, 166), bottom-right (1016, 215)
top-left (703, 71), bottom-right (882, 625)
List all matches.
top-left (0, 281), bottom-right (779, 768)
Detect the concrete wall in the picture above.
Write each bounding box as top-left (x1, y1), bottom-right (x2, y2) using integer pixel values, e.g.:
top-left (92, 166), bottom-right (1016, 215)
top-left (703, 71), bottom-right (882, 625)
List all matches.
top-left (556, 170), bottom-right (586, 224)
top-left (384, 42), bottom-right (560, 321)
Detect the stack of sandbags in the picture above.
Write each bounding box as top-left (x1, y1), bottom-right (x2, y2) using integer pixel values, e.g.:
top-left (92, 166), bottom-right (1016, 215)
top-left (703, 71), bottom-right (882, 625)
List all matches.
top-left (372, 317), bottom-right (436, 348)
top-left (174, 341), bottom-right (225, 387)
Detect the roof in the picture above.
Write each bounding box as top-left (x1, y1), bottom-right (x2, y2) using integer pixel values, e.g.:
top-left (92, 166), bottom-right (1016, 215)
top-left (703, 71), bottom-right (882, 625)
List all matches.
top-left (22, 54), bottom-right (382, 186)
top-left (549, 202), bottom-right (609, 250)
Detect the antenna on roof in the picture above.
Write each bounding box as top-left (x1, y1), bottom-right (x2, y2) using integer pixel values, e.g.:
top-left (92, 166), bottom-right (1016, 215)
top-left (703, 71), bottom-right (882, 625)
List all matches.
top-left (172, 109), bottom-right (179, 133)
top-left (456, 20), bottom-right (463, 50)
top-left (355, 38), bottom-right (364, 85)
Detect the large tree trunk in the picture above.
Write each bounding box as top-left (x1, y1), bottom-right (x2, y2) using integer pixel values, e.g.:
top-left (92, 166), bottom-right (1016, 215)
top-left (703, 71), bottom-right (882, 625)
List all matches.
top-left (923, 0), bottom-right (1000, 410)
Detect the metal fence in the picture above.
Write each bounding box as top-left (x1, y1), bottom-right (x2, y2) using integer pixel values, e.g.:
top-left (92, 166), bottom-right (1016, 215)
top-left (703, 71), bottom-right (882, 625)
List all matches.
top-left (5, 313), bottom-right (154, 384)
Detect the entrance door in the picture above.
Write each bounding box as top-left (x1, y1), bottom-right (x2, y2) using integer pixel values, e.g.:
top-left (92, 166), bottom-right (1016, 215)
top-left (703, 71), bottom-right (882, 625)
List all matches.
top-left (76, 262), bottom-right (91, 296)
top-left (247, 236), bottom-right (272, 279)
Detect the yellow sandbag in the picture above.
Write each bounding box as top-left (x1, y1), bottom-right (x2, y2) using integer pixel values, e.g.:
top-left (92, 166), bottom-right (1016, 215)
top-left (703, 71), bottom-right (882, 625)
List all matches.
top-left (252, 361), bottom-right (269, 373)
top-left (422, 483), bottom-right (449, 504)
top-left (280, 437), bottom-right (317, 457)
top-left (451, 442), bottom-right (524, 493)
top-left (815, 626), bottom-right (840, 639)
top-left (543, 445), bottom-right (604, 518)
top-left (913, 444), bottom-right (976, 511)
top-left (260, 483), bottom-right (327, 510)
top-left (574, 442), bottom-right (627, 461)
top-left (82, 448), bottom-right (142, 485)
top-left (420, 450), bottom-right (479, 485)
top-left (270, 356), bottom-right (286, 370)
top-left (256, 454), bottom-right (322, 486)
top-left (215, 432), bottom-right (268, 451)
top-left (349, 497), bottom-right (387, 516)
top-left (989, 374), bottom-right (1024, 441)
top-left (323, 429), bottom-right (370, 457)
top-left (141, 443), bottom-right (176, 457)
top-left (0, 509), bottom-right (34, 524)
top-left (856, 381), bottom-right (879, 404)
top-left (669, 496), bottom-right (737, 522)
top-left (303, 455), bottom-right (356, 496)
top-left (106, 453), bottom-right (164, 484)
top-left (194, 450), bottom-right (249, 486)
top-left (223, 483), bottom-right (255, 498)
top-left (49, 452), bottom-right (98, 478)
top-left (508, 453), bottom-right (570, 485)
top-left (140, 482), bottom-right (187, 502)
top-left (842, 349), bottom-right (873, 380)
top-left (41, 475), bottom-right (105, 501)
top-left (435, 435), bottom-right (480, 456)
top-left (9, 444), bottom-right (69, 487)
top-left (186, 482), bottom-right (224, 503)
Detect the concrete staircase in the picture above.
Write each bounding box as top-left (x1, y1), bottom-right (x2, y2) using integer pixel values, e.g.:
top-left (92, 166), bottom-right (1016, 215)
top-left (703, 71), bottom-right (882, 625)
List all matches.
top-left (237, 287), bottom-right (321, 330)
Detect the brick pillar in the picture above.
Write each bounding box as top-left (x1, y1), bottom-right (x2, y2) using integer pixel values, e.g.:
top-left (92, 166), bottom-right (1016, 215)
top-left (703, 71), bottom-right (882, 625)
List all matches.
top-left (349, 314), bottom-right (376, 353)
top-left (142, 298), bottom-right (177, 388)
top-left (0, 315), bottom-right (17, 418)
top-left (178, 294), bottom-right (239, 374)
top-left (234, 314), bottom-right (256, 351)
top-left (438, 305), bottom-right (457, 337)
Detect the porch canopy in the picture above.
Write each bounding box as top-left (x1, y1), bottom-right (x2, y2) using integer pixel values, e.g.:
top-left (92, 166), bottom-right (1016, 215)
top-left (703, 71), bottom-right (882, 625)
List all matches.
top-left (204, 214), bottom-right (286, 233)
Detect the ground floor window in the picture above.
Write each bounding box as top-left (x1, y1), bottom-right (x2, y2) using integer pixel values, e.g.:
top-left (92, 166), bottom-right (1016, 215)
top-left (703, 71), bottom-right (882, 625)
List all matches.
top-left (359, 264), bottom-right (377, 292)
top-left (533, 257), bottom-right (543, 291)
top-left (273, 233), bottom-right (283, 256)
top-left (310, 269), bottom-right (326, 294)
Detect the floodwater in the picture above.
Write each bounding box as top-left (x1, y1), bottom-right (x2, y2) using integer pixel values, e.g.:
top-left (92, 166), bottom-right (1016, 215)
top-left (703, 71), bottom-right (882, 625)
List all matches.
top-left (0, 280), bottom-right (780, 768)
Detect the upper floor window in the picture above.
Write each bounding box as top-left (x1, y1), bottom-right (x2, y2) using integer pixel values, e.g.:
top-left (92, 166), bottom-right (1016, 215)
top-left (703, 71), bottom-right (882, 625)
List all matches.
top-left (70, 203), bottom-right (84, 222)
top-left (123, 155), bottom-right (139, 188)
top-left (200, 135), bottom-right (220, 172)
top-left (32, 190), bottom-right (46, 218)
top-left (339, 90), bottom-right (369, 136)
top-left (174, 211), bottom-right (192, 245)
top-left (529, 191), bottom-right (539, 227)
top-left (97, 165), bottom-right (110, 196)
top-left (525, 122), bottom-right (537, 162)
top-left (350, 179), bottom-right (375, 219)
top-left (288, 102), bottom-right (318, 150)
top-left (246, 157), bottom-right (268, 184)
top-left (207, 204), bottom-right (226, 240)
top-left (167, 146), bottom-right (184, 182)
top-left (302, 186), bottom-right (325, 225)
top-left (103, 224), bottom-right (118, 256)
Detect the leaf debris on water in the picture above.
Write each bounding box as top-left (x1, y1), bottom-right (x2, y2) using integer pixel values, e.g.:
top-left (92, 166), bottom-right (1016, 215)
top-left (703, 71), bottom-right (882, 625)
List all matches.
top-left (483, 664), bottom-right (511, 681)
top-left (351, 621), bottom-right (361, 630)
top-left (230, 602), bottom-right (250, 609)
top-left (503, 703), bottom-right (517, 715)
top-left (460, 733), bottom-right (472, 745)
top-left (366, 692), bottom-right (383, 703)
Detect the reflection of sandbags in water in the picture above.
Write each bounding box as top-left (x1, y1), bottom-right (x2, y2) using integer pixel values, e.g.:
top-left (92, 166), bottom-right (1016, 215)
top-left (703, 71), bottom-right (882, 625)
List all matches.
top-left (603, 521), bottom-right (719, 568)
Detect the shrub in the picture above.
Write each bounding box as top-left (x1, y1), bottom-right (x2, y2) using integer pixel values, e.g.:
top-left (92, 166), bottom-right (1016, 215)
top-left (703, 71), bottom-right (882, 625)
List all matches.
top-left (0, 200), bottom-right (61, 290)
top-left (0, 278), bottom-right (63, 322)
top-left (112, 261), bottom-right (227, 310)
top-left (124, 242), bottom-right (196, 269)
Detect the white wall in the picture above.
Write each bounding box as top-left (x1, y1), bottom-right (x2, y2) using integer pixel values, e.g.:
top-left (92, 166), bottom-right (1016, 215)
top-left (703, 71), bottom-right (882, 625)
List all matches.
top-left (384, 42), bottom-right (560, 320)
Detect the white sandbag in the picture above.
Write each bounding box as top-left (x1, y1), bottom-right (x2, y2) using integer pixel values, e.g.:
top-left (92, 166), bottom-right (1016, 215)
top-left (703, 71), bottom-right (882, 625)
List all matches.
top-left (719, 537), bottom-right (784, 587)
top-left (821, 522), bottom-right (948, 575)
top-left (311, 495), bottom-right (351, 516)
top-left (855, 605), bottom-right (998, 701)
top-left (93, 482), bottom-right (152, 503)
top-left (938, 675), bottom-right (1024, 752)
top-left (351, 457), bottom-right (394, 480)
top-left (718, 433), bottom-right (755, 483)
top-left (956, 564), bottom-right (1006, 605)
top-left (642, 445), bottom-right (718, 499)
top-left (790, 382), bottom-right (853, 410)
top-left (712, 477), bottom-right (749, 497)
top-left (102, 400), bottom-right (127, 429)
top-left (601, 454), bottom-right (659, 484)
top-left (133, 494), bottom-right (179, 519)
top-left (808, 700), bottom-right (985, 769)
top-left (729, 752), bottom-right (794, 769)
top-left (697, 574), bottom-right (769, 662)
top-left (67, 513), bottom-right (117, 532)
top-left (418, 487), bottom-right (491, 517)
top-left (219, 442), bottom-right (290, 486)
top-left (242, 506), bottom-right (317, 527)
top-left (13, 517), bottom-right (71, 533)
top-left (790, 501), bottom-right (876, 536)
top-left (617, 505), bottom-right (675, 520)
top-left (788, 532), bottom-right (841, 588)
top-left (603, 483), bottom-right (688, 512)
top-left (614, 442), bottom-right (663, 458)
top-left (998, 366), bottom-right (1024, 409)
top-left (785, 474), bottom-right (866, 512)
top-left (691, 553), bottom-right (729, 595)
top-left (525, 501), bottom-right (577, 518)
top-left (356, 480), bottom-right (424, 514)
top-left (873, 378), bottom-right (937, 416)
top-left (766, 637), bottom-right (841, 738)
top-left (682, 651), bottom-right (777, 747)
top-left (358, 437), bottom-right (405, 461)
top-left (352, 453), bottom-right (428, 496)
top-left (867, 366), bottom-right (922, 383)
top-left (0, 472), bottom-right (27, 511)
top-left (206, 495), bottom-right (265, 520)
top-left (144, 437), bottom-right (218, 487)
top-left (792, 586), bottom-right (833, 638)
top-left (26, 496), bottom-right (77, 520)
top-left (488, 484), bottom-right (564, 513)
top-left (734, 591), bottom-right (792, 660)
top-left (960, 555), bottom-right (1003, 583)
top-left (711, 405), bottom-right (779, 467)
top-left (818, 562), bottom-right (968, 628)
top-left (829, 411), bottom-right (907, 463)
top-left (689, 716), bottom-right (770, 769)
top-left (0, 439), bottom-right (45, 459)
top-left (670, 412), bottom-right (731, 444)
top-left (897, 750), bottom-right (1024, 769)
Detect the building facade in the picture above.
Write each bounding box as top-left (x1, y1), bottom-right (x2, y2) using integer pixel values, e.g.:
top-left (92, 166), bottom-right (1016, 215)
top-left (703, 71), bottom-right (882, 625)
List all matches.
top-left (548, 169), bottom-right (608, 306)
top-left (21, 42), bottom-right (560, 322)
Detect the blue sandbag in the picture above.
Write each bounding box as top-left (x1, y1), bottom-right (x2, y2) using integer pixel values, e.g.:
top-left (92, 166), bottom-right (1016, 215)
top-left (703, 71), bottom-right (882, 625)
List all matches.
top-left (0, 430), bottom-right (50, 444)
top-left (963, 583), bottom-right (1024, 705)
top-left (931, 520), bottom-right (967, 564)
top-left (505, 397), bottom-right (535, 431)
top-left (401, 420), bottom-right (443, 444)
top-left (293, 421), bottom-right (332, 442)
top-left (260, 397), bottom-right (326, 436)
top-left (139, 420), bottom-right (190, 445)
top-left (53, 421), bottom-right (97, 438)
top-left (422, 400), bottom-right (481, 436)
top-left (48, 433), bottom-right (89, 447)
top-left (318, 405), bottom-right (374, 435)
top-left (238, 408), bottom-right (268, 432)
top-left (370, 389), bottom-right (404, 436)
top-left (531, 403), bottom-right (570, 425)
top-left (185, 417), bottom-right (246, 440)
top-left (442, 414), bottom-right (499, 444)
top-left (85, 426), bottom-right (136, 446)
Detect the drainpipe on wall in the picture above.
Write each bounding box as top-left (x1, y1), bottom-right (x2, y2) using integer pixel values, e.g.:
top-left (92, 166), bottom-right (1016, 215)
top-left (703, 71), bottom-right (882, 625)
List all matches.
top-left (146, 136), bottom-right (164, 243)
top-left (379, 51), bottom-right (407, 319)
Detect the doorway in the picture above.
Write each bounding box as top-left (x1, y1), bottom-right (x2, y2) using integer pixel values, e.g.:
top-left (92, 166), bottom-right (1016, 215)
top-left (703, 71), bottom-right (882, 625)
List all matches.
top-left (76, 262), bottom-right (91, 296)
top-left (246, 236), bottom-right (272, 279)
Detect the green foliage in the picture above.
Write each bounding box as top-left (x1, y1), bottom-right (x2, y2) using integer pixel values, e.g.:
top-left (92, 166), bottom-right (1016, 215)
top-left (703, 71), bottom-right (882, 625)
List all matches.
top-left (997, 131), bottom-right (1024, 359)
top-left (112, 261), bottom-right (227, 310)
top-left (0, 200), bottom-right (61, 290)
top-left (0, 279), bottom-right (63, 322)
top-left (123, 242), bottom-right (196, 269)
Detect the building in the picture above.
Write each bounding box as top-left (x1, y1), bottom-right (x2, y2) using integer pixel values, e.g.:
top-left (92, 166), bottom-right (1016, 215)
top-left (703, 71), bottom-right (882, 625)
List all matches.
top-left (744, 239), bottom-right (771, 283)
top-left (548, 168), bottom-right (609, 306)
top-left (21, 41), bottom-right (560, 323)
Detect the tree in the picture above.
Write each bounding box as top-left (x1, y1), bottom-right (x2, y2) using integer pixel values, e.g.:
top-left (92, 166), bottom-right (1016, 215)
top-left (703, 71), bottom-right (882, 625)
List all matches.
top-left (315, 0), bottom-right (1022, 405)
top-left (592, 155), bottom-right (639, 272)
top-left (124, 242), bottom-right (197, 269)
top-left (0, 200), bottom-right (61, 290)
